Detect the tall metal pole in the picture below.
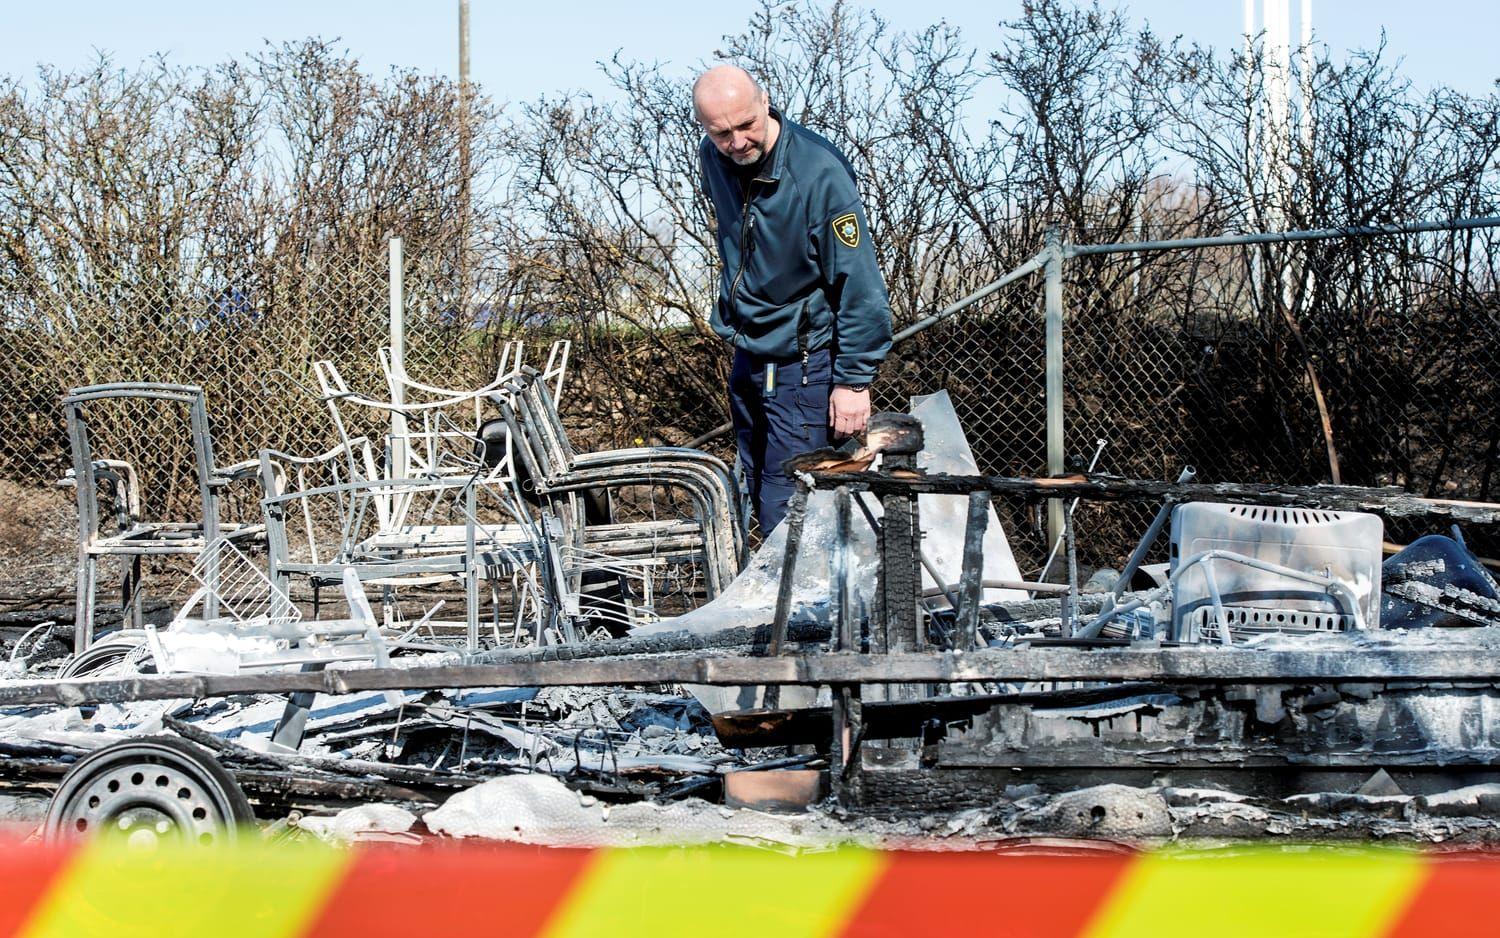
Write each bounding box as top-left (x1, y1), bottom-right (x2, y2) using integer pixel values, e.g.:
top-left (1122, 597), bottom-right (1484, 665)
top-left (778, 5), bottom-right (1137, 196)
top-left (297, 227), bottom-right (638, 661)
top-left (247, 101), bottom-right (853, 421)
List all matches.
top-left (459, 0), bottom-right (470, 88)
top-left (1263, 0), bottom-right (1290, 236)
top-left (389, 236), bottom-right (409, 480)
top-left (1244, 0), bottom-right (1264, 320)
top-left (458, 0), bottom-right (472, 314)
top-left (1044, 224), bottom-right (1066, 549)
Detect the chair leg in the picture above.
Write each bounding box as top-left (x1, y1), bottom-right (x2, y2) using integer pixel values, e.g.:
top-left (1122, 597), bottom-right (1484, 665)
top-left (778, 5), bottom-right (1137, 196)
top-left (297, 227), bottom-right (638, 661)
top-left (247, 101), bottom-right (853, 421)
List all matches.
top-left (272, 664), bottom-right (324, 752)
top-left (466, 569), bottom-right (479, 653)
top-left (74, 552), bottom-right (96, 656)
top-left (124, 555), bottom-right (144, 630)
top-left (488, 580), bottom-right (502, 647)
top-left (565, 495), bottom-right (586, 612)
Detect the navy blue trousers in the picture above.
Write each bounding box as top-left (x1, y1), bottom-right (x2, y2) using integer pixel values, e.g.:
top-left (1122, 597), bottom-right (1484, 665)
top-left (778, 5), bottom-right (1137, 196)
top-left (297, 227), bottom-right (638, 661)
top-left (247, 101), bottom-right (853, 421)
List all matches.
top-left (729, 347), bottom-right (832, 532)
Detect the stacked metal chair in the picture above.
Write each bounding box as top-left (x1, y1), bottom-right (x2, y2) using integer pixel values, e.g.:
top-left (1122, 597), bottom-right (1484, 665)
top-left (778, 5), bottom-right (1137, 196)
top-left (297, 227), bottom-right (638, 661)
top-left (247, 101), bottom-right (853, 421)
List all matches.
top-left (275, 342), bottom-right (664, 647)
top-left (256, 437), bottom-right (547, 651)
top-left (494, 367), bottom-right (744, 601)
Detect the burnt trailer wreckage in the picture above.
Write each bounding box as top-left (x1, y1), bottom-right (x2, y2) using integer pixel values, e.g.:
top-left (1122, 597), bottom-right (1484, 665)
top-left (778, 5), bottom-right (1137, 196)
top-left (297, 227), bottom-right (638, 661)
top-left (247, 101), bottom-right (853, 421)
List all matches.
top-left (9, 388), bottom-right (1500, 850)
top-left (5, 216), bottom-right (1498, 849)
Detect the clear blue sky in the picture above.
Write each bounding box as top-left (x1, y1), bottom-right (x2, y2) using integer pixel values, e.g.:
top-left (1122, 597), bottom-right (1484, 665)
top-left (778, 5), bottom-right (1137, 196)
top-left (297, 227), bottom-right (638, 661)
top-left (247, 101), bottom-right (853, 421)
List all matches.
top-left (2, 0), bottom-right (1494, 104)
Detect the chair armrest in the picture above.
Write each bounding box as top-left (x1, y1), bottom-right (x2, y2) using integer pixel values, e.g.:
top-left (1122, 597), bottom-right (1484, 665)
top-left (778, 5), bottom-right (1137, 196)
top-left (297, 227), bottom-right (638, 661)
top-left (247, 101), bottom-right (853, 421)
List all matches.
top-left (209, 458), bottom-right (262, 488)
top-left (61, 460), bottom-right (142, 527)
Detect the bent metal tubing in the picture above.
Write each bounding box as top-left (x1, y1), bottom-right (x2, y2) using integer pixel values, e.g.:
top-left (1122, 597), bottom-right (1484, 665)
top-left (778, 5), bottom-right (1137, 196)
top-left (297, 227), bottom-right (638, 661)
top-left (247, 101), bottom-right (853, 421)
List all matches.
top-left (1168, 548), bottom-right (1366, 639)
top-left (495, 381), bottom-right (742, 592)
top-left (1079, 549), bottom-right (1364, 642)
top-left (541, 466), bottom-right (738, 594)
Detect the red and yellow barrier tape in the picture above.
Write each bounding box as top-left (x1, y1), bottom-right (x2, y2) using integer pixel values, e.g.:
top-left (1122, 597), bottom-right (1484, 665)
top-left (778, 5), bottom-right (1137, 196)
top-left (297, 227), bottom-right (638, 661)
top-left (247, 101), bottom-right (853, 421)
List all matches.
top-left (0, 837), bottom-right (1491, 937)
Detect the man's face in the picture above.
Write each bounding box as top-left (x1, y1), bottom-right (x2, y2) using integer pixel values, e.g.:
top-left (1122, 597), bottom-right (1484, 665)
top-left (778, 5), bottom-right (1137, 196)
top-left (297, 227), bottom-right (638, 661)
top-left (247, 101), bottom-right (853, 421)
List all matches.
top-left (697, 91), bottom-right (772, 166)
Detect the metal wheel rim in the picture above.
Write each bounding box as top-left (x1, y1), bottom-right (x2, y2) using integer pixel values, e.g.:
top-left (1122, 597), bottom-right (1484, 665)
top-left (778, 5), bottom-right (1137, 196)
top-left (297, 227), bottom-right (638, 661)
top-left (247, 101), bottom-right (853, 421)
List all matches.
top-left (44, 737), bottom-right (252, 845)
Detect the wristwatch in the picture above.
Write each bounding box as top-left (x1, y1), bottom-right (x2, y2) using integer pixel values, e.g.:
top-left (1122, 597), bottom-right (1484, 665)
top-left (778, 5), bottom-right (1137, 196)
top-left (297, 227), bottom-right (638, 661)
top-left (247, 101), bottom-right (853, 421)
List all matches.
top-left (838, 383), bottom-right (871, 392)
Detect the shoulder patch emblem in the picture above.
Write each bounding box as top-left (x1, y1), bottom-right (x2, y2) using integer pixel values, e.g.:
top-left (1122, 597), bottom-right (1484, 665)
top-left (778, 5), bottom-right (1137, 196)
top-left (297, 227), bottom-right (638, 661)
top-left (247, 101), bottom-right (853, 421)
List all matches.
top-left (832, 213), bottom-right (860, 248)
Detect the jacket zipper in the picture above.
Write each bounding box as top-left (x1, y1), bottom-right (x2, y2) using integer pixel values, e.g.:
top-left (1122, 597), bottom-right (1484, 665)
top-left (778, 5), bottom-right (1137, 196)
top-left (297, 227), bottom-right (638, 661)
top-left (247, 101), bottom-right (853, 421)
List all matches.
top-left (728, 180), bottom-right (758, 339)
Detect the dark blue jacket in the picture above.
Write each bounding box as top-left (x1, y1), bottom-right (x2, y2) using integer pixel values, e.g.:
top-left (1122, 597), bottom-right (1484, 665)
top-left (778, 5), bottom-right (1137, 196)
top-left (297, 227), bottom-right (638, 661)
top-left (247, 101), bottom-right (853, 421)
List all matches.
top-left (699, 109), bottom-right (892, 386)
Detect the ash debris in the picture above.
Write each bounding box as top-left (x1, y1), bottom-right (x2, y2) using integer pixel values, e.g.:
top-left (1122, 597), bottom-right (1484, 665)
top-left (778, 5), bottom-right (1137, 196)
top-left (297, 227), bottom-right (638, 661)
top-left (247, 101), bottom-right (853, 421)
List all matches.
top-left (257, 774), bottom-right (1500, 851)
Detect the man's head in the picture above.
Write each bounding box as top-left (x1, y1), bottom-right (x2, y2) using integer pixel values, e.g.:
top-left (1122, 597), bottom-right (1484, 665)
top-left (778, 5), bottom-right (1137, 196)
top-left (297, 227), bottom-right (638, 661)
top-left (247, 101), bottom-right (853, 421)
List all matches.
top-left (693, 65), bottom-right (779, 166)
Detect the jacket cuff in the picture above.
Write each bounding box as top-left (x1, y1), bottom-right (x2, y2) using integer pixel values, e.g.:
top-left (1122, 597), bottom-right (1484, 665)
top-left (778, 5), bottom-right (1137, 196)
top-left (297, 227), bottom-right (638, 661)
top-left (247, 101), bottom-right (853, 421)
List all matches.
top-left (832, 356), bottom-right (880, 386)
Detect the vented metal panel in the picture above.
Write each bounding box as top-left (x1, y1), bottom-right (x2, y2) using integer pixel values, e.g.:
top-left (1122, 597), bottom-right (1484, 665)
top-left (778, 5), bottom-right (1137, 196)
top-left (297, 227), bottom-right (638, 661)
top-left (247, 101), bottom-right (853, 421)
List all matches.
top-left (1170, 502), bottom-right (1384, 639)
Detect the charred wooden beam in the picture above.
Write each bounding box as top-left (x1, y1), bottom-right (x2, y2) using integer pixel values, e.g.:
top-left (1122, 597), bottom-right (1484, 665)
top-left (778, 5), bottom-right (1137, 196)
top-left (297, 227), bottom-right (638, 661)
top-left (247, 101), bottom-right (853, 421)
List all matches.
top-left (162, 716), bottom-right (484, 790)
top-left (768, 484), bottom-right (811, 660)
top-left (231, 768), bottom-right (438, 807)
top-left (803, 472), bottom-right (1500, 526)
top-left (464, 620), bottom-right (833, 665)
top-left (10, 646), bottom-right (1500, 707)
top-left (830, 485), bottom-right (861, 806)
top-left (874, 416), bottom-right (924, 728)
top-left (954, 491), bottom-right (988, 651)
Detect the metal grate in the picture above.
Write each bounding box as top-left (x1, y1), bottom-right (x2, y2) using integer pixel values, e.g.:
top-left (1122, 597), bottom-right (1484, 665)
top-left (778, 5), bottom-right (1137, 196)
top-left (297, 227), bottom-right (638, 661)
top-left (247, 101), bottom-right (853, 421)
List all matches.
top-left (1192, 605), bottom-right (1354, 642)
top-left (179, 537), bottom-right (300, 629)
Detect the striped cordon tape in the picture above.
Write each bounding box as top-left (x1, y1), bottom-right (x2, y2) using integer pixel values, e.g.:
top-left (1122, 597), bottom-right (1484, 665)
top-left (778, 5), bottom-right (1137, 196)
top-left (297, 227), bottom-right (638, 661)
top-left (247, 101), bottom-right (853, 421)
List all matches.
top-left (0, 837), bottom-right (1490, 937)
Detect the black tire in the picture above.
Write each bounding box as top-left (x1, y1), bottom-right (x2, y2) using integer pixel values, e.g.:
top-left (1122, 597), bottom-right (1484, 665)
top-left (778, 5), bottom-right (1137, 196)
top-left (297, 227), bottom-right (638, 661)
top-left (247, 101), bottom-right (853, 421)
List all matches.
top-left (43, 736), bottom-right (254, 845)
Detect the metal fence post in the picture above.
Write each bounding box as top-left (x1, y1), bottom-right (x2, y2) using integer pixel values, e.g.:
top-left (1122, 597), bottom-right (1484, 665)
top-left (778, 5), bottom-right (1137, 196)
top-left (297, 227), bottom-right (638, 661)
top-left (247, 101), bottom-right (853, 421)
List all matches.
top-left (1044, 224), bottom-right (1066, 549)
top-left (388, 235), bottom-right (409, 480)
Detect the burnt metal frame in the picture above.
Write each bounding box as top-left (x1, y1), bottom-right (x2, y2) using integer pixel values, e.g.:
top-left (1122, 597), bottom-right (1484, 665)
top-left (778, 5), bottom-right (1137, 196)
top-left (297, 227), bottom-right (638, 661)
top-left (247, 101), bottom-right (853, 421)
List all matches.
top-left (296, 359), bottom-right (567, 646)
top-left (376, 338), bottom-right (523, 482)
top-left (295, 360), bottom-right (681, 643)
top-left (258, 445), bottom-right (550, 652)
top-left (372, 339), bottom-right (570, 493)
top-left (12, 645), bottom-right (1500, 710)
top-left (765, 452), bottom-right (1500, 794)
top-left (62, 382), bottom-right (262, 654)
top-left (32, 427), bottom-right (1500, 808)
top-left (376, 339), bottom-right (571, 445)
top-left (787, 465), bottom-right (1500, 644)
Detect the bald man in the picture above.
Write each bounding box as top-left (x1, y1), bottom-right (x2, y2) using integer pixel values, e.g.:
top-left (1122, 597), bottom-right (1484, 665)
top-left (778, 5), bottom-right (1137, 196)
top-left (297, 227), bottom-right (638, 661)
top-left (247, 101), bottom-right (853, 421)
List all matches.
top-left (693, 65), bottom-right (893, 532)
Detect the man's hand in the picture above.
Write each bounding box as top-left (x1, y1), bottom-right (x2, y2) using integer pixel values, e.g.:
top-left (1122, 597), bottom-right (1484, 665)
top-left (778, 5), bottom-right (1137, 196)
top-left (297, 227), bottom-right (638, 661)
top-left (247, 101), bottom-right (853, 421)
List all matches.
top-left (829, 385), bottom-right (871, 439)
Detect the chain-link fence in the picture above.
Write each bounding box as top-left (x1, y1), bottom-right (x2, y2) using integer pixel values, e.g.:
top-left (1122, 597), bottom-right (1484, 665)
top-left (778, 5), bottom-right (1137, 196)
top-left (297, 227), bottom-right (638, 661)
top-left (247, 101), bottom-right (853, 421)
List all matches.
top-left (1056, 220), bottom-right (1500, 570)
top-left (0, 244), bottom-right (515, 521)
top-left (4, 223), bottom-right (1496, 575)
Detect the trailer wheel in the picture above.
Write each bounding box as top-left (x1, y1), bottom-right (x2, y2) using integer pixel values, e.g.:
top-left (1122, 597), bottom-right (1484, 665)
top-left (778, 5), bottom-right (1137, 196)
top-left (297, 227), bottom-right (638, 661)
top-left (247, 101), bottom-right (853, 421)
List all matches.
top-left (57, 630), bottom-right (153, 678)
top-left (43, 736), bottom-right (253, 845)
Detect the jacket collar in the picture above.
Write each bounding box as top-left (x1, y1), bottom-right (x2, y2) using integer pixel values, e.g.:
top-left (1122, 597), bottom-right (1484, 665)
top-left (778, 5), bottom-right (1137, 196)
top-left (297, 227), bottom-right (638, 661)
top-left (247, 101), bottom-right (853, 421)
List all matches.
top-left (753, 107), bottom-right (790, 184)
